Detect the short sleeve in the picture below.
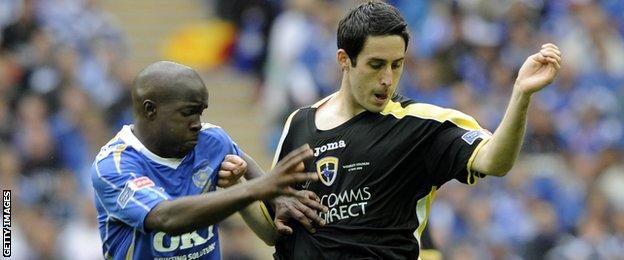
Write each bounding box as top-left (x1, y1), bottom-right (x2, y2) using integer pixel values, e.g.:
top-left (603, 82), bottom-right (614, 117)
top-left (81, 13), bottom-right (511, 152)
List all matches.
top-left (92, 153), bottom-right (171, 233)
top-left (425, 121), bottom-right (491, 187)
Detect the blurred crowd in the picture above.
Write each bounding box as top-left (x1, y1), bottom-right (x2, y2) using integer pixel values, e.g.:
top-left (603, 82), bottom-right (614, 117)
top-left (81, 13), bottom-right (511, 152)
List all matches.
top-left (0, 0), bottom-right (622, 259)
top-left (1, 0), bottom-right (133, 258)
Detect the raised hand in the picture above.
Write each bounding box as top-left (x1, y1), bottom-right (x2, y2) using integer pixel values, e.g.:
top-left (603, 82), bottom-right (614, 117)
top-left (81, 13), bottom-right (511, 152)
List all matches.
top-left (515, 43), bottom-right (562, 95)
top-left (248, 144), bottom-right (318, 200)
top-left (217, 155), bottom-right (247, 188)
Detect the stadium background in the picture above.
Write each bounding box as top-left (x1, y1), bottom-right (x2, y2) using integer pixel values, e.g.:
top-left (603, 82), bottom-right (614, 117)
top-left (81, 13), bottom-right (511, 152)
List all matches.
top-left (1, 0), bottom-right (623, 259)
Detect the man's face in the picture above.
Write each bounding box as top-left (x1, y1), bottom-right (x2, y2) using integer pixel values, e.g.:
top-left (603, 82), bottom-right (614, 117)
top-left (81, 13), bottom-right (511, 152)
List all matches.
top-left (153, 85), bottom-right (208, 158)
top-left (346, 35), bottom-right (405, 113)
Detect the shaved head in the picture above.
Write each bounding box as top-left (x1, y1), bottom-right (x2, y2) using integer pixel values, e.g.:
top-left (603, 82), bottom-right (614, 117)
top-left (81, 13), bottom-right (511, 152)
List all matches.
top-left (132, 61), bottom-right (207, 116)
top-left (130, 61), bottom-right (209, 158)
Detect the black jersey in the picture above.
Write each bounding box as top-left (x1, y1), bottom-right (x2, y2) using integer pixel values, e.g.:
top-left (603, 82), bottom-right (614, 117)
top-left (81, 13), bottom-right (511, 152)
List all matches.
top-left (272, 94), bottom-right (491, 260)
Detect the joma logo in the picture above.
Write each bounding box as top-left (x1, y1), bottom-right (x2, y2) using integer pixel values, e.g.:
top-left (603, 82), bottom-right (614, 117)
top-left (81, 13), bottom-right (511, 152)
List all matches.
top-left (314, 140), bottom-right (346, 156)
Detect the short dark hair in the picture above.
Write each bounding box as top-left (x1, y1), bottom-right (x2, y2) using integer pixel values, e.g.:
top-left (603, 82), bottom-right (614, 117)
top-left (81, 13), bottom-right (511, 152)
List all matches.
top-left (337, 1), bottom-right (409, 66)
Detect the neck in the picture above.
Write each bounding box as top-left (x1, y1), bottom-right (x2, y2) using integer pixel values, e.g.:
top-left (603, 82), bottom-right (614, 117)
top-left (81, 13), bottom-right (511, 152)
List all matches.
top-left (331, 76), bottom-right (365, 118)
top-left (133, 122), bottom-right (173, 158)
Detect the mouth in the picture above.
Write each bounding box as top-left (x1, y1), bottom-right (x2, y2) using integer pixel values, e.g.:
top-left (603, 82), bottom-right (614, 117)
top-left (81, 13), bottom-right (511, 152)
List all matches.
top-left (184, 140), bottom-right (198, 149)
top-left (373, 93), bottom-right (388, 104)
top-left (187, 136), bottom-right (199, 145)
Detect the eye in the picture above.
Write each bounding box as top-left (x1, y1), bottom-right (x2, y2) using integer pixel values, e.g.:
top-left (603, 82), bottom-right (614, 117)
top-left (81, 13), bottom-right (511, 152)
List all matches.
top-left (369, 61), bottom-right (383, 70)
top-left (391, 61), bottom-right (403, 70)
top-left (181, 110), bottom-right (193, 117)
top-left (181, 108), bottom-right (198, 117)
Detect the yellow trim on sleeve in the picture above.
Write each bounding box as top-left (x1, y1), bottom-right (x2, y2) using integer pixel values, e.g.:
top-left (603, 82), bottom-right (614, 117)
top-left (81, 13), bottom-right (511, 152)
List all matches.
top-left (381, 100), bottom-right (483, 131)
top-left (420, 249), bottom-right (443, 260)
top-left (382, 100), bottom-right (491, 185)
top-left (465, 137), bottom-right (490, 185)
top-left (259, 201), bottom-right (276, 228)
top-left (415, 186), bottom-right (438, 239)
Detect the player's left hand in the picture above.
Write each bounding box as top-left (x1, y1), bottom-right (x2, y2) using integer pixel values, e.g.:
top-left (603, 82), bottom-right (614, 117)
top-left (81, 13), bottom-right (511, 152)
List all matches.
top-left (217, 155), bottom-right (247, 188)
top-left (273, 190), bottom-right (328, 235)
top-left (515, 43), bottom-right (562, 95)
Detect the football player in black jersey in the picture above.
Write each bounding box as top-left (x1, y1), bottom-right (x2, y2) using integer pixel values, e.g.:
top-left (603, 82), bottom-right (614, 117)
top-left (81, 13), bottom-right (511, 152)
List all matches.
top-left (265, 1), bottom-right (561, 259)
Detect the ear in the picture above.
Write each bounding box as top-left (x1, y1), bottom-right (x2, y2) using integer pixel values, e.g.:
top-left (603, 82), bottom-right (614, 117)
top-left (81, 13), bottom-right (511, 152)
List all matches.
top-left (143, 100), bottom-right (157, 120)
top-left (337, 49), bottom-right (351, 71)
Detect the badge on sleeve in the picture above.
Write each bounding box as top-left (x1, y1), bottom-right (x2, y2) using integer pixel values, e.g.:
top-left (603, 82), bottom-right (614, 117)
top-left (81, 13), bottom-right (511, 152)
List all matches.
top-left (117, 176), bottom-right (155, 208)
top-left (461, 130), bottom-right (491, 145)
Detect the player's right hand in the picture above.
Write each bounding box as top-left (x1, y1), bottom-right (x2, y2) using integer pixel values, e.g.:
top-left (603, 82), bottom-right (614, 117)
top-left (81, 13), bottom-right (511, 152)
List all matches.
top-left (248, 144), bottom-right (317, 200)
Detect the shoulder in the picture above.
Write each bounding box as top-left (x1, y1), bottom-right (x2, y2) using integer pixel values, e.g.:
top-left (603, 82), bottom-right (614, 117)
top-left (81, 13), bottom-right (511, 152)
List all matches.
top-left (287, 93), bottom-right (335, 125)
top-left (286, 107), bottom-right (312, 127)
top-left (91, 141), bottom-right (143, 191)
top-left (382, 94), bottom-right (482, 130)
top-left (93, 128), bottom-right (145, 174)
top-left (198, 123), bottom-right (236, 146)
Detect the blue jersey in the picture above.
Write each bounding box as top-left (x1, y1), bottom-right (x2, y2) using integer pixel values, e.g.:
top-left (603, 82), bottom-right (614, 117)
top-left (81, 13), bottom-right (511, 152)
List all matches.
top-left (91, 124), bottom-right (241, 260)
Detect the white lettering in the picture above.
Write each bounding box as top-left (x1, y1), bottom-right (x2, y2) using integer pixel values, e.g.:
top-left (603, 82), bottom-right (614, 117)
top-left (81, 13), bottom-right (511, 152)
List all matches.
top-left (348, 203), bottom-right (360, 217)
top-left (339, 205), bottom-right (348, 219)
top-left (318, 187), bottom-right (371, 224)
top-left (154, 226), bottom-right (214, 252)
top-left (362, 187), bottom-right (371, 200)
top-left (180, 231), bottom-right (208, 250)
top-left (153, 242), bottom-right (215, 260)
top-left (338, 191), bottom-right (349, 205)
top-left (329, 208), bottom-right (339, 222)
top-left (313, 140), bottom-right (347, 156)
top-left (153, 232), bottom-right (179, 252)
top-left (358, 202), bottom-right (367, 215)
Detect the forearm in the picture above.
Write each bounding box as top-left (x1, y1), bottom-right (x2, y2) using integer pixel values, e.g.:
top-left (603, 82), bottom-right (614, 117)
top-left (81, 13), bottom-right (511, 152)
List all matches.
top-left (146, 182), bottom-right (256, 235)
top-left (242, 151), bottom-right (265, 179)
top-left (473, 89), bottom-right (531, 176)
top-left (239, 201), bottom-right (277, 245)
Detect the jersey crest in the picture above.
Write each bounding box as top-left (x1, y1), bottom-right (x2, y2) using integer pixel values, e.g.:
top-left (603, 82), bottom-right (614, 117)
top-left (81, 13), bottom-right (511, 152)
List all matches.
top-left (316, 156), bottom-right (339, 186)
top-left (192, 164), bottom-right (212, 189)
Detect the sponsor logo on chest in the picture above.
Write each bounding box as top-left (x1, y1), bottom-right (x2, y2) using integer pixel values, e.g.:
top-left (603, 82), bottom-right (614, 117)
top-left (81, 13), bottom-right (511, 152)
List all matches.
top-left (313, 140), bottom-right (346, 157)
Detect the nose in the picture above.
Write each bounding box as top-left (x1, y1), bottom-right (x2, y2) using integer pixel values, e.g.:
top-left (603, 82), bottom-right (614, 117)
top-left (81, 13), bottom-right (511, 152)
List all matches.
top-left (190, 116), bottom-right (201, 132)
top-left (380, 66), bottom-right (393, 87)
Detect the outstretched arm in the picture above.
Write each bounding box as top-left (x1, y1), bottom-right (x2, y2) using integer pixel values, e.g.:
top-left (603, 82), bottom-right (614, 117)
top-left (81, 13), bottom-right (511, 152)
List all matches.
top-left (144, 145), bottom-right (316, 235)
top-left (472, 43), bottom-right (562, 176)
top-left (238, 151), bottom-right (327, 235)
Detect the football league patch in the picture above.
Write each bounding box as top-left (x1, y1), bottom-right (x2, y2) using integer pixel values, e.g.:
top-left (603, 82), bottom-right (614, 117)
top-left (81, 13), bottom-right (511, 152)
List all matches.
top-left (461, 130), bottom-right (491, 145)
top-left (129, 176), bottom-right (155, 190)
top-left (117, 176), bottom-right (155, 209)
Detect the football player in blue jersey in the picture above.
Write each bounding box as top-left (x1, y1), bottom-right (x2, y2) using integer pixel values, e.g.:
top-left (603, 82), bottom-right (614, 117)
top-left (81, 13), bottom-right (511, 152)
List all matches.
top-left (91, 61), bottom-right (320, 259)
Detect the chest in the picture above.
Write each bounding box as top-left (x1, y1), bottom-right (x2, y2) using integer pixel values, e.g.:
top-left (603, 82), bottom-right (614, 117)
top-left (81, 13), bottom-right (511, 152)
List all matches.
top-left (142, 158), bottom-right (219, 197)
top-left (295, 119), bottom-right (428, 195)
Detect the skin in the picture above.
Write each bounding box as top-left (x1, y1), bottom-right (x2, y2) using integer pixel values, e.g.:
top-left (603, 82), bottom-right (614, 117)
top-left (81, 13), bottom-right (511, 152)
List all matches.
top-left (470, 43), bottom-right (562, 176)
top-left (131, 61), bottom-right (319, 235)
top-left (220, 153), bottom-right (328, 234)
top-left (316, 35), bottom-right (405, 130)
top-left (131, 61), bottom-right (208, 158)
